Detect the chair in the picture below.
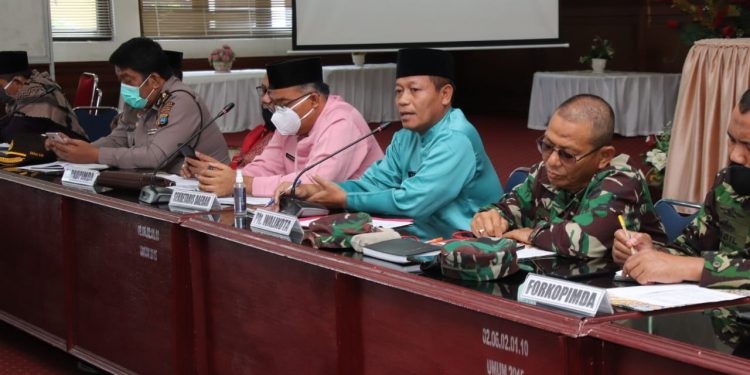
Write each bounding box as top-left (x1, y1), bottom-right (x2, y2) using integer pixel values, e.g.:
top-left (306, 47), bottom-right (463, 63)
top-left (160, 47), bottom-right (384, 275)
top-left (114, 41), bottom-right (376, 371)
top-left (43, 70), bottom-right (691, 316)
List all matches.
top-left (505, 167), bottom-right (530, 192)
top-left (73, 72), bottom-right (99, 108)
top-left (73, 106), bottom-right (119, 142)
top-left (654, 199), bottom-right (702, 242)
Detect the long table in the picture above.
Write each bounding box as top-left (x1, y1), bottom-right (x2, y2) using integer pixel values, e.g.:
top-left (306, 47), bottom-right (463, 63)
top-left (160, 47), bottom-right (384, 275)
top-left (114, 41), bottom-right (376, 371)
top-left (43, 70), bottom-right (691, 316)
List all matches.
top-left (2, 170), bottom-right (750, 374)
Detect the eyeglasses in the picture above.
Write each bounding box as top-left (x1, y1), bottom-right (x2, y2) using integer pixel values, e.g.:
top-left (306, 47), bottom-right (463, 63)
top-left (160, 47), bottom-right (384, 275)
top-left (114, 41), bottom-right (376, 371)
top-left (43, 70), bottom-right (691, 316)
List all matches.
top-left (255, 85), bottom-right (268, 98)
top-left (536, 136), bottom-right (602, 165)
top-left (268, 92), bottom-right (313, 111)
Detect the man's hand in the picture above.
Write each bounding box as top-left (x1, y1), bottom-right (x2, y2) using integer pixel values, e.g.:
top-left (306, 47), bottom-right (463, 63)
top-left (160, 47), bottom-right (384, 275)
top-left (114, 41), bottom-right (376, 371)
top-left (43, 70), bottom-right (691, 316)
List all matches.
top-left (196, 160), bottom-right (249, 197)
top-left (49, 139), bottom-right (99, 164)
top-left (623, 251), bottom-right (703, 284)
top-left (306, 175), bottom-right (347, 209)
top-left (470, 209), bottom-right (509, 237)
top-left (503, 228), bottom-right (534, 244)
top-left (181, 152), bottom-right (212, 178)
top-left (613, 229), bottom-right (654, 265)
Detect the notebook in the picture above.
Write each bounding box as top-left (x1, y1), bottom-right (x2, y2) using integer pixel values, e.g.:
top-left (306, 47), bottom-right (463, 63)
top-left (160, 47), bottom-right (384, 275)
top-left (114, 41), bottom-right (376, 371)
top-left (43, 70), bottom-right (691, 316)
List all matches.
top-left (362, 238), bottom-right (441, 264)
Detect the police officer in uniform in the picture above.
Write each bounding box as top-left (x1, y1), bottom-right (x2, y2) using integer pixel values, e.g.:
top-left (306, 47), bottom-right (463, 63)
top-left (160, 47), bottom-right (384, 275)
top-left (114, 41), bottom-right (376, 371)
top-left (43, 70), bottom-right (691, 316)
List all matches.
top-left (48, 38), bottom-right (229, 174)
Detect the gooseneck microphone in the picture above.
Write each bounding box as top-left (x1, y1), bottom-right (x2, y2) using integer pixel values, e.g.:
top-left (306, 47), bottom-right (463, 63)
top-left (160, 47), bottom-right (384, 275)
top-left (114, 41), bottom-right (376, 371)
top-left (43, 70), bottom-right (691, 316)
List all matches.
top-left (0, 86), bottom-right (57, 123)
top-left (139, 102), bottom-right (235, 204)
top-left (280, 121), bottom-right (391, 216)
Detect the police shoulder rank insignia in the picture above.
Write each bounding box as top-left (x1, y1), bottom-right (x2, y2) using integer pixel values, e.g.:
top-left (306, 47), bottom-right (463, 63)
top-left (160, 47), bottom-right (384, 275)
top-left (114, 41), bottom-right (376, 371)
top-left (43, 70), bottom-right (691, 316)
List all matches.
top-left (157, 100), bottom-right (175, 127)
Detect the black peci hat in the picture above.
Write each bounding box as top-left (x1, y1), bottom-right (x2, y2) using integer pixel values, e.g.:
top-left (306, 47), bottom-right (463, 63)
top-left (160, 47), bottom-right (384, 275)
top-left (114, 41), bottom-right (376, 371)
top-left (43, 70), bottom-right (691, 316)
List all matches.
top-left (266, 57), bottom-right (323, 89)
top-left (396, 48), bottom-right (454, 81)
top-left (164, 50), bottom-right (183, 73)
top-left (0, 51), bottom-right (29, 75)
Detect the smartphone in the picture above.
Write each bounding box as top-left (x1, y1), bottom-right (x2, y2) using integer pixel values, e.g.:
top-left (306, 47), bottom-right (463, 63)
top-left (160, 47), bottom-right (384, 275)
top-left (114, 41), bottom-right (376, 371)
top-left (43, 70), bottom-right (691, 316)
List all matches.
top-left (179, 144), bottom-right (197, 159)
top-left (43, 132), bottom-right (68, 144)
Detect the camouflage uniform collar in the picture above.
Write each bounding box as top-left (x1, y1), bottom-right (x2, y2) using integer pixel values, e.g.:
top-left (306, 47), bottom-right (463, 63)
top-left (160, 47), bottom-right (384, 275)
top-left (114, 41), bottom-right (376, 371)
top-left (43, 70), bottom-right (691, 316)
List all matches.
top-left (539, 153), bottom-right (635, 196)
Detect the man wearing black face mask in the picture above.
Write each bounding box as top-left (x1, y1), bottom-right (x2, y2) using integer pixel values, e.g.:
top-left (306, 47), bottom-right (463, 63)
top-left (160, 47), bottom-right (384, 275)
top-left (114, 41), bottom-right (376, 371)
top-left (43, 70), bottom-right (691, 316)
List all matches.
top-left (229, 74), bottom-right (275, 169)
top-left (614, 89), bottom-right (750, 289)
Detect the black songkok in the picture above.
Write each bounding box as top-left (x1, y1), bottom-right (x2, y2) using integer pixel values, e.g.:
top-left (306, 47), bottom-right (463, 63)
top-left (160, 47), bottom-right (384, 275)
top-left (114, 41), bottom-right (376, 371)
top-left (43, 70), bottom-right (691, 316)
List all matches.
top-left (0, 51), bottom-right (29, 75)
top-left (396, 48), bottom-right (454, 81)
top-left (266, 57), bottom-right (323, 89)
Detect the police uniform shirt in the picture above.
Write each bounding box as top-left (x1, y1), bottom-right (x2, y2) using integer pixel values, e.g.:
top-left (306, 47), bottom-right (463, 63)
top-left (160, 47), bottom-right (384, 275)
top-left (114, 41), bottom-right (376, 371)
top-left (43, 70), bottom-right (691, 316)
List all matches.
top-left (94, 76), bottom-right (229, 173)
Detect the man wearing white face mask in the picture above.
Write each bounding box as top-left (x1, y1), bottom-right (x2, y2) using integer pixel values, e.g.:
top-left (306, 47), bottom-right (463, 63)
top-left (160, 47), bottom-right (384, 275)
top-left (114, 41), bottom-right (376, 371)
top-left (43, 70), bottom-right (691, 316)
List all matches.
top-left (193, 57), bottom-right (383, 197)
top-left (47, 38), bottom-right (229, 173)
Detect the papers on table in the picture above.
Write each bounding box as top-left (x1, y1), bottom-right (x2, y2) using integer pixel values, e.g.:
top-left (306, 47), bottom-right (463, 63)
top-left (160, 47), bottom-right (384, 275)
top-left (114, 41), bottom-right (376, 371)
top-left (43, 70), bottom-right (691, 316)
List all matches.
top-left (18, 161), bottom-right (109, 173)
top-left (159, 174), bottom-right (200, 191)
top-left (606, 284), bottom-right (744, 312)
top-left (218, 196), bottom-right (271, 206)
top-left (0, 143), bottom-right (9, 150)
top-left (516, 246), bottom-right (555, 259)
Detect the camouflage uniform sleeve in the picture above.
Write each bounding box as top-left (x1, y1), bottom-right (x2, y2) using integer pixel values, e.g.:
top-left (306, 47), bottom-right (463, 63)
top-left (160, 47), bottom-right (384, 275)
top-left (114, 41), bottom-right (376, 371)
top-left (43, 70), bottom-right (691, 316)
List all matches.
top-left (700, 253), bottom-right (750, 288)
top-left (484, 163), bottom-right (540, 230)
top-left (529, 169), bottom-right (651, 259)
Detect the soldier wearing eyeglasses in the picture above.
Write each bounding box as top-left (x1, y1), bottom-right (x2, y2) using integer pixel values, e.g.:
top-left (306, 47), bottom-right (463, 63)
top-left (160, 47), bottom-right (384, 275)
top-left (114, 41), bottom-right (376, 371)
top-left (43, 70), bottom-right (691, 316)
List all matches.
top-left (471, 94), bottom-right (667, 259)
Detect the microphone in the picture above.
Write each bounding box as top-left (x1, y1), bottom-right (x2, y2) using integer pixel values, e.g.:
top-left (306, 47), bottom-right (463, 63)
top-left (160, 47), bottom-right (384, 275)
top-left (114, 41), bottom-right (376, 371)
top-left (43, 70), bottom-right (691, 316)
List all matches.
top-left (138, 102), bottom-right (235, 204)
top-left (280, 121), bottom-right (391, 216)
top-left (0, 86), bottom-right (57, 123)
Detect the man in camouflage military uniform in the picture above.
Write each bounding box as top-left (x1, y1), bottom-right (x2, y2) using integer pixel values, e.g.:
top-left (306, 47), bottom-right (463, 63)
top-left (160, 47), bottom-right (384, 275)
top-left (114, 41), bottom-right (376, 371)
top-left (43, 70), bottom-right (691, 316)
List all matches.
top-left (614, 90), bottom-right (750, 288)
top-left (471, 94), bottom-right (666, 259)
top-left (47, 38), bottom-right (229, 173)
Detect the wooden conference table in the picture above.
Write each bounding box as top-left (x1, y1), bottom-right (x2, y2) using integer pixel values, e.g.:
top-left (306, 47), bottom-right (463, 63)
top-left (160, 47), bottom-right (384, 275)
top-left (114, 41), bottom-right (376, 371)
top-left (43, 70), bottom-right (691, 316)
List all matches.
top-left (0, 169), bottom-right (749, 374)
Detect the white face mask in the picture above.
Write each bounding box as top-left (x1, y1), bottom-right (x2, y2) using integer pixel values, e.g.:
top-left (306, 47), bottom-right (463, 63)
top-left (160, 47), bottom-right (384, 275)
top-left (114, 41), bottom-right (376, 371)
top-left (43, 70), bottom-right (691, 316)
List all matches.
top-left (271, 94), bottom-right (314, 135)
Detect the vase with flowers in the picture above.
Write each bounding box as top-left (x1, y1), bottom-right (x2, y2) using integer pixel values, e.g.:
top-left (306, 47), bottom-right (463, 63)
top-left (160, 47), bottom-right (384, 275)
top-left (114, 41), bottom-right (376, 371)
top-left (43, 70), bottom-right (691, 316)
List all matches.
top-left (643, 122), bottom-right (672, 191)
top-left (665, 0), bottom-right (750, 45)
top-left (208, 45), bottom-right (235, 72)
top-left (579, 36), bottom-right (615, 73)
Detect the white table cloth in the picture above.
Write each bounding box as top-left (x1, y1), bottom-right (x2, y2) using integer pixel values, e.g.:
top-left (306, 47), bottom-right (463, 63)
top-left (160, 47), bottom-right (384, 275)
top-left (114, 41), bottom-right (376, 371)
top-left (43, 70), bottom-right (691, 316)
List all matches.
top-left (182, 63), bottom-right (398, 133)
top-left (528, 71), bottom-right (681, 136)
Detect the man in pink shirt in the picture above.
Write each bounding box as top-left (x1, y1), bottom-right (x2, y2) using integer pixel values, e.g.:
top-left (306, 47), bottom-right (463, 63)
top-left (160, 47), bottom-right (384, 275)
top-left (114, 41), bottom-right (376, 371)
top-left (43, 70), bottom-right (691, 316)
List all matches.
top-left (188, 57), bottom-right (383, 196)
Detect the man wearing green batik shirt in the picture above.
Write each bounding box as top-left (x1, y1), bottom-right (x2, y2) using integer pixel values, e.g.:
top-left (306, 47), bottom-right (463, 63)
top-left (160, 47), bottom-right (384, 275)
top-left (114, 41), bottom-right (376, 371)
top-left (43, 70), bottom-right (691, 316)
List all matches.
top-left (472, 94), bottom-right (666, 259)
top-left (614, 90), bottom-right (750, 289)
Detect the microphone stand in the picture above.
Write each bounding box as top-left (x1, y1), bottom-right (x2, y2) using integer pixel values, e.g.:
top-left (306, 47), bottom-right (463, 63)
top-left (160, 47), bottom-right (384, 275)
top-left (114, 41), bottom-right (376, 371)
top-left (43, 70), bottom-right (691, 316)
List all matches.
top-left (139, 102), bottom-right (235, 204)
top-left (280, 121), bottom-right (391, 216)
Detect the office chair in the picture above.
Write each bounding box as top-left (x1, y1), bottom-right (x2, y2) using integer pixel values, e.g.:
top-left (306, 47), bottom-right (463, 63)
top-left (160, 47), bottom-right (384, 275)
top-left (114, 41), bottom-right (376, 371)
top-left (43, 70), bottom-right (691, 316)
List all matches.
top-left (654, 199), bottom-right (702, 242)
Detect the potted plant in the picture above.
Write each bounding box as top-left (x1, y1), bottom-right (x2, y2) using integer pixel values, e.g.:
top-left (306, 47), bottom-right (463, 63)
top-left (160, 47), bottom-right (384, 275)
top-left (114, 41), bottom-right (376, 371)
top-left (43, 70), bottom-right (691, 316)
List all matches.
top-left (666, 0), bottom-right (750, 46)
top-left (643, 122), bottom-right (672, 194)
top-left (579, 36), bottom-right (614, 73)
top-left (208, 45), bottom-right (235, 72)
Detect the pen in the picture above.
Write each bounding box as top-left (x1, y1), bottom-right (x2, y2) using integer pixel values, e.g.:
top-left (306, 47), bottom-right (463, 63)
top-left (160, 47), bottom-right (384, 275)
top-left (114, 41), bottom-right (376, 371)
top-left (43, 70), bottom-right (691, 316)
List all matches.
top-left (617, 214), bottom-right (637, 255)
top-left (266, 180), bottom-right (300, 206)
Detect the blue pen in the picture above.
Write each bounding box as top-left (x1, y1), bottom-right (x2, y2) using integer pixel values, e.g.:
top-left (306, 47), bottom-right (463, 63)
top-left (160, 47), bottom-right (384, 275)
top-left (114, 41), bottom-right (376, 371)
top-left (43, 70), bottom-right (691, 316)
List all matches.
top-left (266, 180), bottom-right (300, 206)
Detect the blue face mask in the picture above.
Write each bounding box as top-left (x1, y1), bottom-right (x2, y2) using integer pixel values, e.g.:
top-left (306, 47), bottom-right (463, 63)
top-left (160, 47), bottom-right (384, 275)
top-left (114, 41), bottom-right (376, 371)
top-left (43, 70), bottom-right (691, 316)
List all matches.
top-left (120, 74), bottom-right (154, 109)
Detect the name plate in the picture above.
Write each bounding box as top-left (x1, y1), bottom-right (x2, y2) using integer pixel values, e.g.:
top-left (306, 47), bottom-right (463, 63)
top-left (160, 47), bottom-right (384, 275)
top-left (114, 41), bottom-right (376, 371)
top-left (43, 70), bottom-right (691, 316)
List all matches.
top-left (168, 190), bottom-right (219, 212)
top-left (251, 209), bottom-right (303, 243)
top-left (518, 274), bottom-right (613, 317)
top-left (62, 166), bottom-right (100, 186)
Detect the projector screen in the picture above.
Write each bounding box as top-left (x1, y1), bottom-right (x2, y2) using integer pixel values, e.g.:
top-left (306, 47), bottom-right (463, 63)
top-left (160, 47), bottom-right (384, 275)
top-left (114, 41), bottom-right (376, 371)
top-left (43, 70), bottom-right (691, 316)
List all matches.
top-left (293, 0), bottom-right (560, 51)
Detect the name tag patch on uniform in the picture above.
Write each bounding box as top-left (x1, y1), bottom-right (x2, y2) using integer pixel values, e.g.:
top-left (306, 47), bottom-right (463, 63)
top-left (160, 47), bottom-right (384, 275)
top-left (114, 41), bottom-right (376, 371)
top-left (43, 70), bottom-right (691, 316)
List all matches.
top-left (286, 153), bottom-right (296, 162)
top-left (157, 100), bottom-right (175, 127)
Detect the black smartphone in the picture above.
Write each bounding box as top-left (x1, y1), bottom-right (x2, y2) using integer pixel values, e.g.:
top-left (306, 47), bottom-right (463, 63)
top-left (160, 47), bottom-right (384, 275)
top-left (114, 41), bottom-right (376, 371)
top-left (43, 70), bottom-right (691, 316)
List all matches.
top-left (179, 144), bottom-right (197, 159)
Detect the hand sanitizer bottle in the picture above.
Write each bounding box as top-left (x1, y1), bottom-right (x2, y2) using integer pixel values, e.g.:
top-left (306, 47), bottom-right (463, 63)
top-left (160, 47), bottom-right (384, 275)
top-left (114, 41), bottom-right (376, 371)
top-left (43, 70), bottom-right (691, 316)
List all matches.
top-left (233, 169), bottom-right (246, 215)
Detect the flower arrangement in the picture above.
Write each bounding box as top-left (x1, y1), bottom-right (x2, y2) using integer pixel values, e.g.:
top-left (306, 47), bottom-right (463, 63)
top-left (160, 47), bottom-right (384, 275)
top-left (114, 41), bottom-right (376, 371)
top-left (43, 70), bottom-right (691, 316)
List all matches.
top-left (579, 36), bottom-right (615, 65)
top-left (208, 45), bottom-right (235, 72)
top-left (664, 0), bottom-right (750, 45)
top-left (643, 122), bottom-right (672, 186)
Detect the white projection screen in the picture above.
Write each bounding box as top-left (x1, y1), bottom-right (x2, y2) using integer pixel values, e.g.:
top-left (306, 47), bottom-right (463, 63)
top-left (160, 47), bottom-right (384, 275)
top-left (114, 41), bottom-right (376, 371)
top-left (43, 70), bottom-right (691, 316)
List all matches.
top-left (293, 0), bottom-right (560, 51)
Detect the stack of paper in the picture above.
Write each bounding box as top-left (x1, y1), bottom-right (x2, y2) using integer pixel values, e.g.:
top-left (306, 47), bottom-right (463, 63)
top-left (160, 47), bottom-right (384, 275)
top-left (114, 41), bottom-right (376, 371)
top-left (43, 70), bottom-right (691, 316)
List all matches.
top-left (607, 284), bottom-right (744, 312)
top-left (18, 161), bottom-right (109, 173)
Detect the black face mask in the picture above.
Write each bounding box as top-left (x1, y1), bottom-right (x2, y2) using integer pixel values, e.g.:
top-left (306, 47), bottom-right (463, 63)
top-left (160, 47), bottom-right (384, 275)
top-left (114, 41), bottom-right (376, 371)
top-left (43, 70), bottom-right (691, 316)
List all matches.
top-left (728, 162), bottom-right (750, 196)
top-left (262, 106), bottom-right (275, 131)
